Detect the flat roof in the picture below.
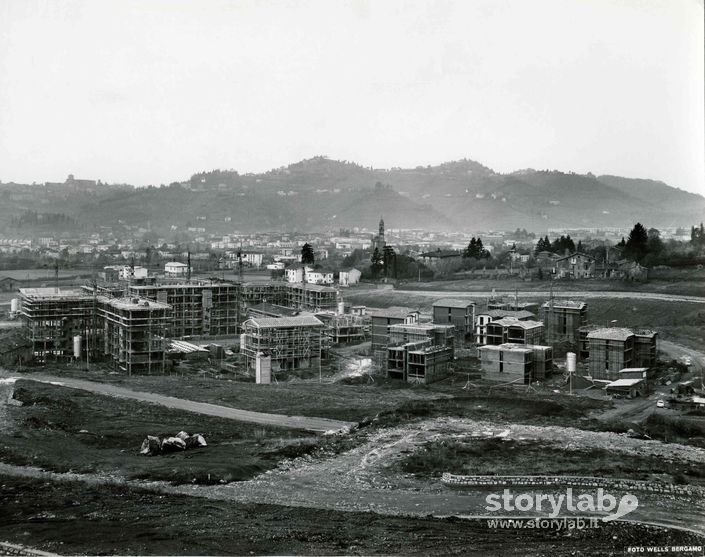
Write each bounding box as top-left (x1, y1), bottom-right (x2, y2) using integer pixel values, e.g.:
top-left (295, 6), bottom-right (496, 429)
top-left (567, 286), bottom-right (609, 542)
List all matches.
top-left (483, 309), bottom-right (535, 320)
top-left (19, 287), bottom-right (92, 300)
top-left (247, 315), bottom-right (324, 328)
top-left (286, 282), bottom-right (337, 292)
top-left (587, 327), bottom-right (634, 341)
top-left (100, 296), bottom-right (171, 310)
top-left (606, 378), bottom-right (644, 387)
top-left (490, 318), bottom-right (544, 329)
top-left (479, 344), bottom-right (532, 353)
top-left (389, 323), bottom-right (455, 332)
top-left (541, 300), bottom-right (587, 309)
top-left (619, 367), bottom-right (648, 373)
top-left (432, 298), bottom-right (475, 309)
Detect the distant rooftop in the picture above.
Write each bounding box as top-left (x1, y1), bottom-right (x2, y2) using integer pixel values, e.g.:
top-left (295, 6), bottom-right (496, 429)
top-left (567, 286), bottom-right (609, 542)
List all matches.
top-left (606, 378), bottom-right (644, 387)
top-left (490, 318), bottom-right (544, 330)
top-left (483, 309), bottom-right (535, 320)
top-left (19, 287), bottom-right (92, 300)
top-left (432, 298), bottom-right (475, 308)
top-left (542, 300), bottom-right (587, 310)
top-left (587, 327), bottom-right (634, 341)
top-left (246, 315), bottom-right (324, 328)
top-left (100, 296), bottom-right (170, 311)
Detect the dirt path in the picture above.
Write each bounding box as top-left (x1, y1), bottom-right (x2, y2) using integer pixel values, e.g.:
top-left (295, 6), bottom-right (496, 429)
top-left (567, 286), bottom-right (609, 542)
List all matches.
top-left (2, 417), bottom-right (703, 535)
top-left (2, 373), bottom-right (355, 433)
top-left (359, 288), bottom-right (705, 304)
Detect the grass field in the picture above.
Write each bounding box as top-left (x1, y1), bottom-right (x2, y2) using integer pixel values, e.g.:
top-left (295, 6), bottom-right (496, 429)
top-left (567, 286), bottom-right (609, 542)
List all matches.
top-left (2, 381), bottom-right (338, 485)
top-left (19, 368), bottom-right (450, 423)
top-left (398, 437), bottom-right (705, 486)
top-left (2, 474), bottom-right (703, 556)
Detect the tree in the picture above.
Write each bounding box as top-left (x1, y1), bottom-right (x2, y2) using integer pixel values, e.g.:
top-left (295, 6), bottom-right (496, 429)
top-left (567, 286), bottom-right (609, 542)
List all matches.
top-left (576, 240), bottom-right (583, 253)
top-left (382, 245), bottom-right (396, 279)
top-left (370, 247), bottom-right (383, 278)
top-left (624, 223), bottom-right (649, 262)
top-left (301, 243), bottom-right (315, 265)
top-left (647, 228), bottom-right (664, 256)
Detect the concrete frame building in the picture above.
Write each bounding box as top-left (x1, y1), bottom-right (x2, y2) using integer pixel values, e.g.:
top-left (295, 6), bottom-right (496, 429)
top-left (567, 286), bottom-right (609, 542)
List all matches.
top-left (479, 343), bottom-right (553, 384)
top-left (486, 318), bottom-right (544, 346)
top-left (432, 298), bottom-right (475, 345)
top-left (129, 281), bottom-right (239, 339)
top-left (541, 300), bottom-right (588, 344)
top-left (240, 315), bottom-right (325, 372)
top-left (475, 309), bottom-right (535, 345)
top-left (369, 308), bottom-right (420, 360)
top-left (586, 328), bottom-right (635, 380)
top-left (100, 297), bottom-right (171, 375)
top-left (386, 323), bottom-right (455, 384)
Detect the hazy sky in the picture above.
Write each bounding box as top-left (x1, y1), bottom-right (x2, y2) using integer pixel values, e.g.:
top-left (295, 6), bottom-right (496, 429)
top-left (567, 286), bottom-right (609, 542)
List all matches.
top-left (1, 0), bottom-right (703, 194)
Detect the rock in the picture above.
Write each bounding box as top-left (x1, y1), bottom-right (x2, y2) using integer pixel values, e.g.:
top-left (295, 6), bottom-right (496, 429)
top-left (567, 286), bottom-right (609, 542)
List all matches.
top-left (140, 435), bottom-right (162, 456)
top-left (176, 430), bottom-right (190, 441)
top-left (185, 434), bottom-right (207, 449)
top-left (161, 436), bottom-right (187, 453)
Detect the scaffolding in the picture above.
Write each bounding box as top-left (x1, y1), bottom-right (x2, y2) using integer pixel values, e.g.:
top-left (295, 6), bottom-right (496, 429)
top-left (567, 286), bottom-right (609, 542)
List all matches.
top-left (586, 328), bottom-right (635, 380)
top-left (285, 283), bottom-right (338, 312)
top-left (99, 297), bottom-right (171, 375)
top-left (486, 318), bottom-right (544, 346)
top-left (240, 315), bottom-right (324, 372)
top-left (541, 301), bottom-right (588, 344)
top-left (19, 287), bottom-right (95, 362)
top-left (129, 281), bottom-right (239, 339)
top-left (316, 313), bottom-right (366, 345)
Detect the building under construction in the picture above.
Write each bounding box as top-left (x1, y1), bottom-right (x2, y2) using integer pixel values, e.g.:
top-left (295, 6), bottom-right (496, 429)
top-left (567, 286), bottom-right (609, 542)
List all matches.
top-left (129, 281), bottom-right (239, 339)
top-left (479, 343), bottom-right (553, 384)
top-left (315, 312), bottom-right (366, 345)
top-left (486, 318), bottom-right (544, 346)
top-left (586, 328), bottom-right (635, 380)
top-left (386, 323), bottom-right (455, 384)
top-left (541, 300), bottom-right (588, 344)
top-left (19, 287), bottom-right (96, 362)
top-left (285, 283), bottom-right (338, 312)
top-left (240, 315), bottom-right (325, 372)
top-left (99, 297), bottom-right (171, 375)
top-left (432, 298), bottom-right (475, 345)
top-left (18, 287), bottom-right (170, 373)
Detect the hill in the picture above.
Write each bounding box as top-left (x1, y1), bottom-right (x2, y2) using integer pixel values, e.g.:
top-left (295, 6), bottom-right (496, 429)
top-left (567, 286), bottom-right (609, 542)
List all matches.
top-left (0, 157), bottom-right (703, 235)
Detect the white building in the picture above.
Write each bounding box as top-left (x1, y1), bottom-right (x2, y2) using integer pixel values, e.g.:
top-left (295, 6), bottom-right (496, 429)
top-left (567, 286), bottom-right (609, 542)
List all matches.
top-left (165, 261), bottom-right (189, 277)
top-left (286, 266), bottom-right (334, 285)
top-left (339, 268), bottom-right (362, 287)
top-left (119, 265), bottom-right (148, 280)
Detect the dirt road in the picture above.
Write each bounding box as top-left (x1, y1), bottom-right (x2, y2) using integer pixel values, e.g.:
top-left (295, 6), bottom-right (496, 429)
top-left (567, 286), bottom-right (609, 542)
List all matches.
top-left (1, 373), bottom-right (355, 433)
top-left (1, 417), bottom-right (703, 535)
top-left (357, 287), bottom-right (705, 304)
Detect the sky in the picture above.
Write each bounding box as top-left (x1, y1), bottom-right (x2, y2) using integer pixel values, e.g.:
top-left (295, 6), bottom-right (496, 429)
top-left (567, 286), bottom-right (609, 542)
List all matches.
top-left (0, 0), bottom-right (703, 194)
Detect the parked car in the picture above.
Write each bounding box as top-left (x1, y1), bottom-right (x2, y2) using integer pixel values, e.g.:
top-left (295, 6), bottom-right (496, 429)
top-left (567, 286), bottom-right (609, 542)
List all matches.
top-left (656, 400), bottom-right (665, 408)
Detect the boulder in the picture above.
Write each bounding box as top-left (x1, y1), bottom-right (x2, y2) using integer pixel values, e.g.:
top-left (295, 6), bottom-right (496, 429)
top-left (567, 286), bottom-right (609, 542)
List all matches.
top-left (176, 430), bottom-right (190, 441)
top-left (186, 434), bottom-right (207, 449)
top-left (161, 436), bottom-right (187, 453)
top-left (140, 435), bottom-right (162, 456)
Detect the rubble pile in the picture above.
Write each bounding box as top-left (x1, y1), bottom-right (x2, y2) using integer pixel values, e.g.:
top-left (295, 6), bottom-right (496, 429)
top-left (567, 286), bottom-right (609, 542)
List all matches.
top-left (140, 430), bottom-right (207, 456)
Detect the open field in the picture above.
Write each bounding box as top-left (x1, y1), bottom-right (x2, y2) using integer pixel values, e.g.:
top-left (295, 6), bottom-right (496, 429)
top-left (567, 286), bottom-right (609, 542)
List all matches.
top-left (14, 367), bottom-right (452, 423)
top-left (3, 475), bottom-right (702, 557)
top-left (1, 381), bottom-right (337, 485)
top-left (398, 437), bottom-right (705, 486)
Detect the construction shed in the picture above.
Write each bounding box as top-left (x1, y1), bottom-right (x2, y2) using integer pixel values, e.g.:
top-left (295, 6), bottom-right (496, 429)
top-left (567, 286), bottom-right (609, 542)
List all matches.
top-left (605, 378), bottom-right (646, 398)
top-left (240, 315), bottom-right (325, 372)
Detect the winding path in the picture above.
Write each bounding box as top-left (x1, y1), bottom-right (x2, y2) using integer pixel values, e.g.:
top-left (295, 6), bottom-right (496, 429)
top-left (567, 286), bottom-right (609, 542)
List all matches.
top-left (3, 373), bottom-right (354, 433)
